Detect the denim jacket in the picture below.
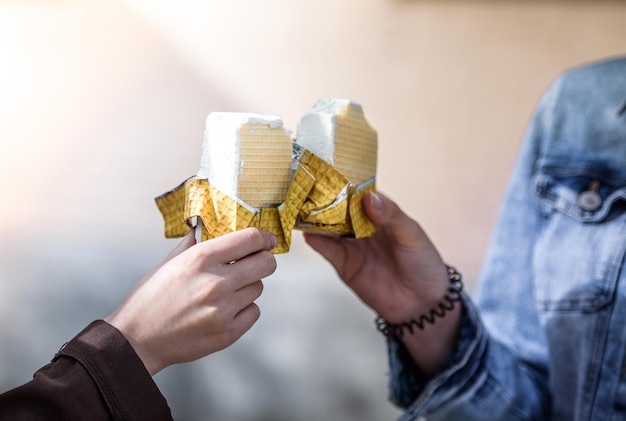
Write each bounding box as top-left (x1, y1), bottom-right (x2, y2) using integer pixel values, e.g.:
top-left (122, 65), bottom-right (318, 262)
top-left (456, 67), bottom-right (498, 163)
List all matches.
top-left (387, 57), bottom-right (626, 420)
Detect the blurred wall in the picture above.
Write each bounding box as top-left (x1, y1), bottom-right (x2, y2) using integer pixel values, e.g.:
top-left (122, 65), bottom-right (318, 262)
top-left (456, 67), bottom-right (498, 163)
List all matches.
top-left (0, 0), bottom-right (625, 420)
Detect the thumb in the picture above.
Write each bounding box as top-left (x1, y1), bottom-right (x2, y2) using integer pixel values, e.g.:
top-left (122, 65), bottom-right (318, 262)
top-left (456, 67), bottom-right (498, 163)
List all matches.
top-left (160, 229), bottom-right (197, 265)
top-left (364, 192), bottom-right (423, 249)
top-left (140, 230), bottom-right (196, 281)
top-left (303, 233), bottom-right (346, 270)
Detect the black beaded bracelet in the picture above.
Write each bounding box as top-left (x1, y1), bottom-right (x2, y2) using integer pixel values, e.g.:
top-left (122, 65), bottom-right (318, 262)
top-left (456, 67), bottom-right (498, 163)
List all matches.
top-left (375, 265), bottom-right (463, 338)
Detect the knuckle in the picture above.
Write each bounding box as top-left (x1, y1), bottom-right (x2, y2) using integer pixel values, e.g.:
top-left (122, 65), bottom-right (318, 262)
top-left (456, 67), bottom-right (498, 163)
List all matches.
top-left (252, 303), bottom-right (261, 317)
top-left (261, 251), bottom-right (277, 274)
top-left (243, 227), bottom-right (264, 246)
top-left (249, 280), bottom-right (264, 300)
top-left (211, 308), bottom-right (233, 329)
top-left (201, 277), bottom-right (226, 300)
top-left (247, 303), bottom-right (261, 322)
top-left (194, 243), bottom-right (216, 261)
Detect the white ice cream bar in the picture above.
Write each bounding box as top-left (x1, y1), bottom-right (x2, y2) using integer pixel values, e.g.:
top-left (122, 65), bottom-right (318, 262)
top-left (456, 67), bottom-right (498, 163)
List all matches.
top-left (296, 98), bottom-right (378, 184)
top-left (197, 112), bottom-right (293, 208)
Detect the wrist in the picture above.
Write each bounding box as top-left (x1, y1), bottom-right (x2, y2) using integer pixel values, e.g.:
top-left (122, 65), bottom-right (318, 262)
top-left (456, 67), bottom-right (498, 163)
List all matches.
top-left (376, 265), bottom-right (463, 338)
top-left (104, 314), bottom-right (164, 376)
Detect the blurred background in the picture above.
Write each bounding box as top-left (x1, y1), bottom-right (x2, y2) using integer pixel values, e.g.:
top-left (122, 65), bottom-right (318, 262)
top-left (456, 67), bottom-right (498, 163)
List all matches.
top-left (0, 0), bottom-right (624, 419)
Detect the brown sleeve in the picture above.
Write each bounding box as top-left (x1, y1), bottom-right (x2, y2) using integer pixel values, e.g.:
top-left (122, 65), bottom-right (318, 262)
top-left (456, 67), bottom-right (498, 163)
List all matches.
top-left (0, 320), bottom-right (172, 420)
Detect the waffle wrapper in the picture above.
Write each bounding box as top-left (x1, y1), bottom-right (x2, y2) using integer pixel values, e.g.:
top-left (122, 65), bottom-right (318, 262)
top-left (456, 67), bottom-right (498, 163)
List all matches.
top-left (155, 149), bottom-right (376, 254)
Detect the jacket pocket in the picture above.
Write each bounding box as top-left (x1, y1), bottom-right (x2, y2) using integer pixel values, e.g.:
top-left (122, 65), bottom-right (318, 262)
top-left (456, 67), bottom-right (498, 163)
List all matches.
top-left (532, 161), bottom-right (626, 312)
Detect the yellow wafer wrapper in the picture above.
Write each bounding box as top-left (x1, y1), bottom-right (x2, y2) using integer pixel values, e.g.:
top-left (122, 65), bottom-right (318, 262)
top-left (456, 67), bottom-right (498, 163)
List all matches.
top-left (293, 148), bottom-right (376, 237)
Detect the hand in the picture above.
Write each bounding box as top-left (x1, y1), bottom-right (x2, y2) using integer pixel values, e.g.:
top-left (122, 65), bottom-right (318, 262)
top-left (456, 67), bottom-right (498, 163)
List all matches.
top-left (304, 192), bottom-right (459, 374)
top-left (304, 192), bottom-right (449, 322)
top-left (106, 228), bottom-right (277, 375)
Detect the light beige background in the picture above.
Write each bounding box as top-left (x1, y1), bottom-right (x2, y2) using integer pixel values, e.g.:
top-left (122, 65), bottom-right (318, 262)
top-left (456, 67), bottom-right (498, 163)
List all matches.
top-left (1, 0), bottom-right (625, 419)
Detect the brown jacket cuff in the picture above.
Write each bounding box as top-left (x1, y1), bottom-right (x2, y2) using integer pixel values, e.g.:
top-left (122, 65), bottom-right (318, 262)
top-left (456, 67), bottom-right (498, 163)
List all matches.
top-left (55, 320), bottom-right (172, 420)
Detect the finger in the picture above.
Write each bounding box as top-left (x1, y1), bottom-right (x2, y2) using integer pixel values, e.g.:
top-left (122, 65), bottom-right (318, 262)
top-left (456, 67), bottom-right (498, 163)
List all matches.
top-left (163, 229), bottom-right (197, 263)
top-left (203, 302), bottom-right (261, 354)
top-left (233, 303), bottom-right (261, 333)
top-left (228, 249), bottom-right (277, 288)
top-left (230, 280), bottom-right (264, 311)
top-left (303, 233), bottom-right (348, 272)
top-left (143, 230), bottom-right (197, 280)
top-left (198, 228), bottom-right (277, 263)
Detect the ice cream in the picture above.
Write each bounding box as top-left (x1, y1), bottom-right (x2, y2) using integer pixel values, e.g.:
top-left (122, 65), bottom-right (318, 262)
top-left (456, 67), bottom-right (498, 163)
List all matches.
top-left (296, 99), bottom-right (377, 184)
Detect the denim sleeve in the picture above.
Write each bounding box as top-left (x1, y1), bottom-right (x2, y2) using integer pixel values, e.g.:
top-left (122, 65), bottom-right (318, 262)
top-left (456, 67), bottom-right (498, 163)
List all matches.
top-left (386, 75), bottom-right (566, 420)
top-left (387, 293), bottom-right (485, 410)
top-left (387, 295), bottom-right (547, 420)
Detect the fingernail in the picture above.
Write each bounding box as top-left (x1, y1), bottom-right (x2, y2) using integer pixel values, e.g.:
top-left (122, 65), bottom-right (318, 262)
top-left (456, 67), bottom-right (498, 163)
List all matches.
top-left (369, 192), bottom-right (383, 212)
top-left (270, 234), bottom-right (278, 249)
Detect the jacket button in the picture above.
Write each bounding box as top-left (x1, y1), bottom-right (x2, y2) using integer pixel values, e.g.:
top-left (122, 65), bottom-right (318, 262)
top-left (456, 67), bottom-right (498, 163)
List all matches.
top-left (577, 181), bottom-right (602, 211)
